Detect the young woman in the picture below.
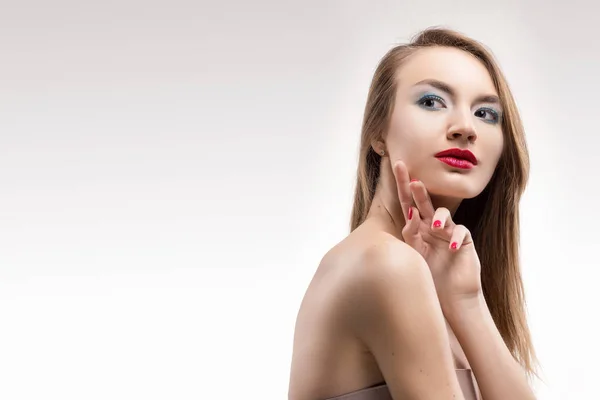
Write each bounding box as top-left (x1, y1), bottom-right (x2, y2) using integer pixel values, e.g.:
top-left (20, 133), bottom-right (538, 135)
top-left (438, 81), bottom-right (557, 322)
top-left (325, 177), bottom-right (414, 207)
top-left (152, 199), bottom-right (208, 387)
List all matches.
top-left (288, 28), bottom-right (539, 400)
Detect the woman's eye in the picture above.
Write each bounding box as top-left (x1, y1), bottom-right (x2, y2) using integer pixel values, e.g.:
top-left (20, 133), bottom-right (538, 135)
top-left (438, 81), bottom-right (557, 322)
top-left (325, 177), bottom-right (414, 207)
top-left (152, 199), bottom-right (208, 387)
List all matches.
top-left (475, 108), bottom-right (500, 123)
top-left (418, 95), bottom-right (444, 109)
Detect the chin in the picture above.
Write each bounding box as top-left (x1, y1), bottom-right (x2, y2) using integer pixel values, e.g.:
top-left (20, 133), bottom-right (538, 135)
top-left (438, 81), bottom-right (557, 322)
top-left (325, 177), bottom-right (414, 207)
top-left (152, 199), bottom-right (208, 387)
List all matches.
top-left (426, 181), bottom-right (485, 201)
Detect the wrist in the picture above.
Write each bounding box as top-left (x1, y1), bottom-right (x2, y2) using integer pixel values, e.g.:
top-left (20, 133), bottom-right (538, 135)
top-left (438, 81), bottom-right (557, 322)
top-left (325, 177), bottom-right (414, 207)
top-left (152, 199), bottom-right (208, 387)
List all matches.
top-left (442, 291), bottom-right (488, 325)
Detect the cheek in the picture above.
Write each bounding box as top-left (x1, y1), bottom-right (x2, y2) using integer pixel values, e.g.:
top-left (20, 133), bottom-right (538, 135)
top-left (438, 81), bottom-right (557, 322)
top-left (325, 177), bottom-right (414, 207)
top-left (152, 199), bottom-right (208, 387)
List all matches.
top-left (387, 107), bottom-right (442, 149)
top-left (476, 135), bottom-right (504, 183)
top-left (482, 130), bottom-right (504, 164)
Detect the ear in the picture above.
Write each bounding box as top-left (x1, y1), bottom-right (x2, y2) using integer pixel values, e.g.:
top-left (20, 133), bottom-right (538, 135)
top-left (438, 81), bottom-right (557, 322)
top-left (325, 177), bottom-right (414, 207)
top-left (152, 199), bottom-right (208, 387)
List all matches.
top-left (371, 139), bottom-right (386, 156)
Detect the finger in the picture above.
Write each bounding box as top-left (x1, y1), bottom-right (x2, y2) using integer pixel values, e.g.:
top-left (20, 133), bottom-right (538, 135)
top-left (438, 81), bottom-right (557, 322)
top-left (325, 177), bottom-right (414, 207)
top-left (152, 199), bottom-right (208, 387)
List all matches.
top-left (431, 207), bottom-right (456, 236)
top-left (448, 224), bottom-right (473, 251)
top-left (401, 206), bottom-right (421, 246)
top-left (392, 160), bottom-right (415, 222)
top-left (409, 180), bottom-right (436, 220)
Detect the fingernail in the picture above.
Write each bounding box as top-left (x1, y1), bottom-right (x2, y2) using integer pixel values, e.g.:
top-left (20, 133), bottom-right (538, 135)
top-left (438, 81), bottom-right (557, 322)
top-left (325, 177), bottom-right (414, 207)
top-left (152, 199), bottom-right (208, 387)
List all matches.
top-left (410, 179), bottom-right (418, 183)
top-left (433, 220), bottom-right (442, 228)
top-left (408, 207), bottom-right (413, 220)
top-left (450, 242), bottom-right (458, 250)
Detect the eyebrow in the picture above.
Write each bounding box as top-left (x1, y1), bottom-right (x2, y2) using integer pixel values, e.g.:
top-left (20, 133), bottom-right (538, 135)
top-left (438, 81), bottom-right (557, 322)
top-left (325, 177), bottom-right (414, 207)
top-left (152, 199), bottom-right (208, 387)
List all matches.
top-left (413, 79), bottom-right (501, 106)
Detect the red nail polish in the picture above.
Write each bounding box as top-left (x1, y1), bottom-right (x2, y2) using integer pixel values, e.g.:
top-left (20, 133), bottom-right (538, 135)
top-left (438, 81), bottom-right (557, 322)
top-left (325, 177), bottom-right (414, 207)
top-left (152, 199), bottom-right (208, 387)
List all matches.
top-left (408, 207), bottom-right (413, 220)
top-left (433, 220), bottom-right (442, 228)
top-left (450, 242), bottom-right (458, 250)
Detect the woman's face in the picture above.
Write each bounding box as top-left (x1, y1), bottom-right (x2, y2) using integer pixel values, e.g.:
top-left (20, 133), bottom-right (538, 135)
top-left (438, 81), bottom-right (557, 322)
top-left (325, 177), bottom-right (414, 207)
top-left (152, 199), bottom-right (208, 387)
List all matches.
top-left (384, 46), bottom-right (505, 201)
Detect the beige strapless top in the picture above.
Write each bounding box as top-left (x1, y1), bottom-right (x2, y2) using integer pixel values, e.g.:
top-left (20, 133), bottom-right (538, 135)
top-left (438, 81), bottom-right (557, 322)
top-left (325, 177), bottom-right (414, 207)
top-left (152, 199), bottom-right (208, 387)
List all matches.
top-left (324, 369), bottom-right (480, 400)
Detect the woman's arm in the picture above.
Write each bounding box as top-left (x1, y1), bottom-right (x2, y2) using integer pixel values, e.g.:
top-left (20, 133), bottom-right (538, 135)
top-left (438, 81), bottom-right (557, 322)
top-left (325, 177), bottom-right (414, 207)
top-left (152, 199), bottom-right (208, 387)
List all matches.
top-left (344, 239), bottom-right (466, 400)
top-left (445, 294), bottom-right (537, 400)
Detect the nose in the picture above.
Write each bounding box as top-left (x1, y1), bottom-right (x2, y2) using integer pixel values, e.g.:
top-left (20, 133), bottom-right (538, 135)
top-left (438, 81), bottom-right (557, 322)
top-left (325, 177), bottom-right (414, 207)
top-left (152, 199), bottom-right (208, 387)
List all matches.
top-left (447, 109), bottom-right (477, 143)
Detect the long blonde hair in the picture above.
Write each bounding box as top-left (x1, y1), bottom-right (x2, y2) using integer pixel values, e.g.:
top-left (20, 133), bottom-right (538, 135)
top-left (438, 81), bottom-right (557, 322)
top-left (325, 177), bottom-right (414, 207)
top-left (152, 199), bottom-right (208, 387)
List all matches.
top-left (350, 27), bottom-right (540, 380)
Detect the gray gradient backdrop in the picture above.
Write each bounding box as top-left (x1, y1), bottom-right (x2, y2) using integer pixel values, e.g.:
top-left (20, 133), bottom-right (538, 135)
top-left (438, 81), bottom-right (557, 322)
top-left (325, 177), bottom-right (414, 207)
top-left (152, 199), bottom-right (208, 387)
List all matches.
top-left (1, 1), bottom-right (598, 399)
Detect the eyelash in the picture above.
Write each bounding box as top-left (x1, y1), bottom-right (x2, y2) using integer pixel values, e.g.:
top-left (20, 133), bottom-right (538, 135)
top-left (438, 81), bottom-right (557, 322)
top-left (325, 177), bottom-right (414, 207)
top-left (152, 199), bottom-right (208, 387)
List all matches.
top-left (417, 94), bottom-right (501, 124)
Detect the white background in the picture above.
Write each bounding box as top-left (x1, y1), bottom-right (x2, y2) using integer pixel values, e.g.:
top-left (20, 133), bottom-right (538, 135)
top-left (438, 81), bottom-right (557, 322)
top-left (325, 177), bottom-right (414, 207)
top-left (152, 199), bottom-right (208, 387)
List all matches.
top-left (1, 1), bottom-right (598, 399)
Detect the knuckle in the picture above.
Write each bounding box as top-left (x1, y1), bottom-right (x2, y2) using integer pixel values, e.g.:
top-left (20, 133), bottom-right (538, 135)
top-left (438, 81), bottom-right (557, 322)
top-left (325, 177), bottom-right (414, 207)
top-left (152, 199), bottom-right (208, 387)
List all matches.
top-left (457, 224), bottom-right (470, 233)
top-left (436, 206), bottom-right (450, 215)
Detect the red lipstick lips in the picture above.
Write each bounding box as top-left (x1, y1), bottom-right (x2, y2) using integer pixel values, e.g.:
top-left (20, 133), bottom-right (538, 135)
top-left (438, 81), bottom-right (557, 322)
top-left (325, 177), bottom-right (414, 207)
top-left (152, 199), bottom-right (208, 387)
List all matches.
top-left (434, 148), bottom-right (478, 169)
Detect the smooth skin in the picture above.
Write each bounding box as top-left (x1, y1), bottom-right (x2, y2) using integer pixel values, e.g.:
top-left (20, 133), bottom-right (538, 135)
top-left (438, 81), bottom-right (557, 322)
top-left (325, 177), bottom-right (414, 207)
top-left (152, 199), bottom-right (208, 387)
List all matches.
top-left (288, 227), bottom-right (468, 400)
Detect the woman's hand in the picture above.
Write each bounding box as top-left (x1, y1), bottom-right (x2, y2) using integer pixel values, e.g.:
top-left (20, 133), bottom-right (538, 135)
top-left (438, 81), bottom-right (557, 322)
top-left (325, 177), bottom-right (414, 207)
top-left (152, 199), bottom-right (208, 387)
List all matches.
top-left (392, 159), bottom-right (483, 311)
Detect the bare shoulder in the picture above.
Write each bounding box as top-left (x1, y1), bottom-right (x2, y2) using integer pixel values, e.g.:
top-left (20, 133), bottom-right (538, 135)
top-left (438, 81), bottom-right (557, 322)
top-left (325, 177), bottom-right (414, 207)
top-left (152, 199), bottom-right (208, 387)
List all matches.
top-left (356, 231), bottom-right (427, 278)
top-left (318, 230), bottom-right (436, 342)
top-left (329, 230), bottom-right (466, 399)
top-left (329, 230), bottom-right (431, 312)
